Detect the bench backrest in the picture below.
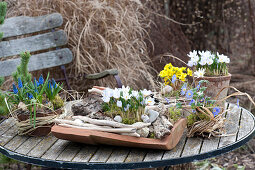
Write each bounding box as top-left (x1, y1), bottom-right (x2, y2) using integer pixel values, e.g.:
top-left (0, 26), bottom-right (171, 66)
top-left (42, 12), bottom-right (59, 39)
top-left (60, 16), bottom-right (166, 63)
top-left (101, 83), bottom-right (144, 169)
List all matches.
top-left (0, 13), bottom-right (73, 77)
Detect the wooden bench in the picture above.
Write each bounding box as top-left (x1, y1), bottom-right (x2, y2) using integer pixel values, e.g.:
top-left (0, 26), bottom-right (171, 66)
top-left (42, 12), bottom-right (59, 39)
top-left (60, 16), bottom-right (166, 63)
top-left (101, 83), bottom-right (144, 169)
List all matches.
top-left (0, 13), bottom-right (122, 88)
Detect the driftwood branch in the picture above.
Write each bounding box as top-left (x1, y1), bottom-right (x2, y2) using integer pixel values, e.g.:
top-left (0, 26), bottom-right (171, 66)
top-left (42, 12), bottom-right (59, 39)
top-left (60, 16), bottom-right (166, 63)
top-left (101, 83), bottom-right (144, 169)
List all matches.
top-left (120, 132), bottom-right (140, 137)
top-left (88, 88), bottom-right (103, 95)
top-left (73, 116), bottom-right (150, 129)
top-left (58, 123), bottom-right (136, 133)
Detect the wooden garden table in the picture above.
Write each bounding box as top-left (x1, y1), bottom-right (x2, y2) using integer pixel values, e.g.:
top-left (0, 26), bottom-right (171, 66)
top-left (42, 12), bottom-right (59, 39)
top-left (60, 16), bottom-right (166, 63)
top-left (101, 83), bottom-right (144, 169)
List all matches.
top-left (0, 103), bottom-right (254, 169)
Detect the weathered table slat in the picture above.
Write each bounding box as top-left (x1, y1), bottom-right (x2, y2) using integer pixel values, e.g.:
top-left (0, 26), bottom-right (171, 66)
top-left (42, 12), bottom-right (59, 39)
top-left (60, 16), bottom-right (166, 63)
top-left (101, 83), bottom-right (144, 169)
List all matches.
top-left (162, 130), bottom-right (187, 159)
top-left (56, 142), bottom-right (81, 161)
top-left (125, 148), bottom-right (147, 163)
top-left (0, 118), bottom-right (16, 135)
top-left (0, 30), bottom-right (67, 58)
top-left (144, 150), bottom-right (164, 162)
top-left (27, 135), bottom-right (57, 157)
top-left (0, 103), bottom-right (254, 169)
top-left (218, 103), bottom-right (241, 148)
top-left (4, 135), bottom-right (29, 151)
top-left (0, 48), bottom-right (73, 77)
top-left (106, 148), bottom-right (130, 163)
top-left (0, 125), bottom-right (18, 146)
top-left (72, 145), bottom-right (98, 162)
top-left (181, 137), bottom-right (203, 157)
top-left (15, 136), bottom-right (44, 155)
top-left (237, 108), bottom-right (255, 140)
top-left (41, 139), bottom-right (70, 160)
top-left (89, 146), bottom-right (113, 163)
top-left (0, 13), bottom-right (63, 38)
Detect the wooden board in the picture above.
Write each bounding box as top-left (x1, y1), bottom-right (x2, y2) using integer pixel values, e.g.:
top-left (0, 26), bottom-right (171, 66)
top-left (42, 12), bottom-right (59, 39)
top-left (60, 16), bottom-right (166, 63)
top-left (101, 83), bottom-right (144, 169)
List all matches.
top-left (237, 108), bottom-right (255, 140)
top-left (56, 142), bottom-right (81, 161)
top-left (0, 48), bottom-right (73, 77)
top-left (72, 145), bottom-right (98, 162)
top-left (181, 137), bottom-right (203, 157)
top-left (89, 146), bottom-right (113, 163)
top-left (106, 148), bottom-right (130, 163)
top-left (0, 13), bottom-right (63, 39)
top-left (15, 136), bottom-right (44, 155)
top-left (41, 139), bottom-right (70, 160)
top-left (218, 103), bottom-right (242, 148)
top-left (162, 130), bottom-right (187, 159)
top-left (4, 135), bottom-right (29, 151)
top-left (27, 135), bottom-right (57, 157)
top-left (0, 30), bottom-right (67, 58)
top-left (125, 148), bottom-right (146, 163)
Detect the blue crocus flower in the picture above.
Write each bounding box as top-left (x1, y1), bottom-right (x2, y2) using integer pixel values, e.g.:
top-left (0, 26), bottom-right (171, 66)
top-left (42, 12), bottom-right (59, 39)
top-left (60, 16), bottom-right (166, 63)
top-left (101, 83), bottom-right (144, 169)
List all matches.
top-left (18, 78), bottom-right (23, 88)
top-left (172, 74), bottom-right (177, 84)
top-left (34, 89), bottom-right (39, 94)
top-left (189, 99), bottom-right (195, 105)
top-left (38, 74), bottom-right (44, 85)
top-left (212, 107), bottom-right (221, 117)
top-left (199, 98), bottom-right (205, 103)
top-left (237, 98), bottom-right (240, 108)
top-left (27, 93), bottom-right (33, 99)
top-left (186, 90), bottom-right (193, 99)
top-left (165, 98), bottom-right (170, 104)
top-left (52, 78), bottom-right (57, 88)
top-left (13, 84), bottom-right (18, 94)
top-left (34, 78), bottom-right (39, 87)
top-left (196, 82), bottom-right (201, 91)
top-left (181, 83), bottom-right (187, 96)
top-left (48, 81), bottom-right (53, 94)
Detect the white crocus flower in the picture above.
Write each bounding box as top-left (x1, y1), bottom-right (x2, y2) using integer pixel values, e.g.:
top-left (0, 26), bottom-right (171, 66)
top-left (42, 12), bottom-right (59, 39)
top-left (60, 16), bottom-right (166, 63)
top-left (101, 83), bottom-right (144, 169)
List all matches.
top-left (187, 60), bottom-right (194, 67)
top-left (145, 97), bottom-right (155, 106)
top-left (113, 88), bottom-right (120, 99)
top-left (141, 89), bottom-right (152, 97)
top-left (116, 100), bottom-right (122, 107)
top-left (187, 50), bottom-right (199, 66)
top-left (218, 54), bottom-right (229, 63)
top-left (132, 90), bottom-right (139, 99)
top-left (103, 88), bottom-right (113, 98)
top-left (199, 58), bottom-right (207, 66)
top-left (122, 92), bottom-right (131, 101)
top-left (102, 96), bottom-right (110, 103)
top-left (121, 85), bottom-right (130, 94)
top-left (194, 68), bottom-right (205, 78)
top-left (207, 58), bottom-right (214, 65)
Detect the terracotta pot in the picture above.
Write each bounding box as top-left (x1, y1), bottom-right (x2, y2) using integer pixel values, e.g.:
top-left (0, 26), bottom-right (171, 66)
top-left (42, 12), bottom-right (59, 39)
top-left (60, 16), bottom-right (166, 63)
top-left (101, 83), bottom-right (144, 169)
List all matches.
top-left (51, 118), bottom-right (187, 150)
top-left (17, 109), bottom-right (62, 137)
top-left (194, 74), bottom-right (231, 100)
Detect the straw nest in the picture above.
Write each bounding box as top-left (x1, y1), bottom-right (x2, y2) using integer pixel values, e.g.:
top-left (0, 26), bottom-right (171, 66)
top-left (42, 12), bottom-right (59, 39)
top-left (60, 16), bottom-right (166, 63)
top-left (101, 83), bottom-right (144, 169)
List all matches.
top-left (5, 0), bottom-right (156, 91)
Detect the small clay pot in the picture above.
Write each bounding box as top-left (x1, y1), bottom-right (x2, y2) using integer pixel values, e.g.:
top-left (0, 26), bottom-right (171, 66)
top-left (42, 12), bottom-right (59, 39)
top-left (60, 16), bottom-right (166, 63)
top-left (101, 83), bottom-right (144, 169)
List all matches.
top-left (194, 74), bottom-right (231, 100)
top-left (17, 109), bottom-right (62, 137)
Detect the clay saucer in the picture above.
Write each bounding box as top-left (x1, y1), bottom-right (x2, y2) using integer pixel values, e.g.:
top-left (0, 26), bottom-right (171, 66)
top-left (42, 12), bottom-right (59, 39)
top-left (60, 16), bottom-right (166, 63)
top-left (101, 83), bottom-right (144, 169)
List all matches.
top-left (51, 118), bottom-right (187, 150)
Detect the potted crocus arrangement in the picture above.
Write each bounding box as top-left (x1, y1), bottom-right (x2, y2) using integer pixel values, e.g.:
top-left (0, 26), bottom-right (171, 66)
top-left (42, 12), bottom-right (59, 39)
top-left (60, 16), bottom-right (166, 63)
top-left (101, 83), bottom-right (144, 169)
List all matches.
top-left (8, 51), bottom-right (64, 136)
top-left (101, 86), bottom-right (155, 124)
top-left (187, 50), bottom-right (231, 100)
top-left (175, 80), bottom-right (226, 137)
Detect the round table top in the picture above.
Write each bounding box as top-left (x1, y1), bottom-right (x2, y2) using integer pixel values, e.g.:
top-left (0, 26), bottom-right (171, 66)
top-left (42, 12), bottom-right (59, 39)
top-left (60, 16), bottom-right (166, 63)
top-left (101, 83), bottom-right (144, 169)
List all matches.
top-left (0, 103), bottom-right (255, 169)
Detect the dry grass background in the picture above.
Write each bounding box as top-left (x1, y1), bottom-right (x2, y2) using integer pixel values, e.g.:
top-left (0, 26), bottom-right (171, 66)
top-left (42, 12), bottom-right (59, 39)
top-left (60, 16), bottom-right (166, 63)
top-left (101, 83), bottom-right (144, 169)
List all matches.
top-left (4, 0), bottom-right (157, 91)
